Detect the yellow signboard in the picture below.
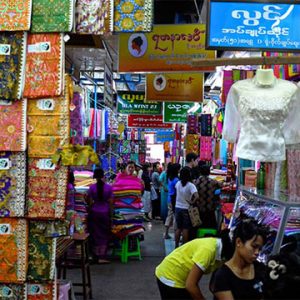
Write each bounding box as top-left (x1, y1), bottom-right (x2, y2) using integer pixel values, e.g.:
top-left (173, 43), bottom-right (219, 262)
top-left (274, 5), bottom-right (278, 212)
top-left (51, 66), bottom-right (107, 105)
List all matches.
top-left (118, 24), bottom-right (215, 72)
top-left (146, 73), bottom-right (203, 102)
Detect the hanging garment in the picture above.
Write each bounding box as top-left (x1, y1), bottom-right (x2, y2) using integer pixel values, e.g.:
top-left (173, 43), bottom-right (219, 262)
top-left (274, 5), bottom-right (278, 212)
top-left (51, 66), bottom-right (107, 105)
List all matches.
top-left (0, 284), bottom-right (27, 299)
top-left (199, 136), bottom-right (213, 161)
top-left (200, 114), bottom-right (212, 136)
top-left (27, 158), bottom-right (68, 219)
top-left (24, 33), bottom-right (64, 98)
top-left (0, 32), bottom-right (26, 100)
top-left (287, 149), bottom-right (300, 198)
top-left (0, 0), bottom-right (32, 31)
top-left (186, 134), bottom-right (200, 155)
top-left (0, 218), bottom-right (28, 283)
top-left (114, 0), bottom-right (153, 32)
top-left (0, 151), bottom-right (26, 217)
top-left (31, 0), bottom-right (74, 32)
top-left (0, 99), bottom-right (27, 152)
top-left (27, 283), bottom-right (56, 300)
top-left (70, 92), bottom-right (84, 145)
top-left (27, 221), bottom-right (56, 281)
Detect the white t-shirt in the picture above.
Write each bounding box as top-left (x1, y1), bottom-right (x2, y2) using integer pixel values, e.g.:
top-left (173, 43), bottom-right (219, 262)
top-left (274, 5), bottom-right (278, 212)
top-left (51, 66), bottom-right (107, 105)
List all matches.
top-left (175, 181), bottom-right (197, 209)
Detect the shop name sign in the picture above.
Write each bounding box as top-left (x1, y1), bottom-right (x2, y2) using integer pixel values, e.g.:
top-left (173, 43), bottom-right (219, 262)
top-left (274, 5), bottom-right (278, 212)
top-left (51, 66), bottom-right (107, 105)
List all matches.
top-left (127, 115), bottom-right (172, 129)
top-left (207, 0), bottom-right (300, 51)
top-left (117, 91), bottom-right (162, 115)
top-left (163, 102), bottom-right (194, 123)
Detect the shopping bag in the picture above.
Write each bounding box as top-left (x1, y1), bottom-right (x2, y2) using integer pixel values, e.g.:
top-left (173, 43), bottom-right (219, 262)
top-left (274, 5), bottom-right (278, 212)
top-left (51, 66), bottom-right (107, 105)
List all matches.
top-left (150, 186), bottom-right (158, 200)
top-left (188, 206), bottom-right (202, 227)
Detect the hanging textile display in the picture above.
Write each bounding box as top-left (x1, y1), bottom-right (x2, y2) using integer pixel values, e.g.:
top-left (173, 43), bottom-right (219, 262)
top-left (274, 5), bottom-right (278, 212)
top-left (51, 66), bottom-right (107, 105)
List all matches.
top-left (186, 134), bottom-right (199, 155)
top-left (200, 136), bottom-right (213, 161)
top-left (200, 114), bottom-right (212, 136)
top-left (0, 99), bottom-right (27, 152)
top-left (0, 218), bottom-right (28, 283)
top-left (70, 92), bottom-right (84, 145)
top-left (0, 0), bottom-right (32, 31)
top-left (0, 284), bottom-right (27, 299)
top-left (287, 149), bottom-right (300, 198)
top-left (187, 115), bottom-right (199, 134)
top-left (0, 32), bottom-right (27, 100)
top-left (31, 0), bottom-right (74, 32)
top-left (24, 33), bottom-right (64, 98)
top-left (0, 152), bottom-right (26, 217)
top-left (113, 0), bottom-right (153, 32)
top-left (27, 222), bottom-right (56, 281)
top-left (27, 158), bottom-right (68, 219)
top-left (27, 283), bottom-right (56, 300)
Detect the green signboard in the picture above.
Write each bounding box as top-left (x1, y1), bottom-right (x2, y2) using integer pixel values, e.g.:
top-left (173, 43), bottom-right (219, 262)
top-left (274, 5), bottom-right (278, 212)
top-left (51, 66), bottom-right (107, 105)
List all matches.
top-left (163, 102), bottom-right (194, 123)
top-left (117, 91), bottom-right (162, 115)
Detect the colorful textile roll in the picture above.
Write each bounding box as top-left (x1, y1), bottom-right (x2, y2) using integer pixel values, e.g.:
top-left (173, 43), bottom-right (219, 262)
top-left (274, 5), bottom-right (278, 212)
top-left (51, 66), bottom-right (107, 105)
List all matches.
top-left (0, 32), bottom-right (27, 100)
top-left (31, 0), bottom-right (74, 32)
top-left (27, 158), bottom-right (68, 219)
top-left (0, 218), bottom-right (28, 283)
top-left (27, 221), bottom-right (56, 281)
top-left (0, 284), bottom-right (27, 299)
top-left (27, 283), bottom-right (56, 300)
top-left (24, 33), bottom-right (64, 98)
top-left (0, 99), bottom-right (27, 151)
top-left (0, 0), bottom-right (32, 31)
top-left (0, 152), bottom-right (26, 217)
top-left (114, 0), bottom-right (153, 32)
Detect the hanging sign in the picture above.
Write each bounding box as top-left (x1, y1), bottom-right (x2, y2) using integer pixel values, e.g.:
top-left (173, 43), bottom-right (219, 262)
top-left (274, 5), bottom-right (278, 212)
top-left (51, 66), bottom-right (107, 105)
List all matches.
top-left (127, 115), bottom-right (172, 128)
top-left (207, 0), bottom-right (300, 51)
top-left (146, 73), bottom-right (203, 102)
top-left (163, 102), bottom-right (194, 123)
top-left (119, 24), bottom-right (215, 72)
top-left (156, 130), bottom-right (175, 143)
top-left (117, 91), bottom-right (162, 114)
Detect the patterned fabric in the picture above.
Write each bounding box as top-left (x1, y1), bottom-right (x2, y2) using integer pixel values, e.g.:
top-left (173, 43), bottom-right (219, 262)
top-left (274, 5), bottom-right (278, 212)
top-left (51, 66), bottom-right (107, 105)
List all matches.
top-left (0, 99), bottom-right (27, 151)
top-left (0, 152), bottom-right (26, 217)
top-left (24, 33), bottom-right (64, 98)
top-left (0, 0), bottom-right (32, 31)
top-left (27, 221), bottom-right (56, 281)
top-left (0, 218), bottom-right (28, 283)
top-left (27, 95), bottom-right (70, 158)
top-left (27, 158), bottom-right (68, 219)
top-left (0, 284), bottom-right (26, 299)
top-left (187, 115), bottom-right (199, 134)
top-left (70, 92), bottom-right (84, 145)
top-left (0, 32), bottom-right (26, 100)
top-left (200, 114), bottom-right (212, 136)
top-left (287, 149), bottom-right (300, 198)
top-left (199, 136), bottom-right (212, 161)
top-left (114, 0), bottom-right (153, 32)
top-left (31, 0), bottom-right (73, 32)
top-left (27, 283), bottom-right (56, 300)
top-left (186, 134), bottom-right (199, 155)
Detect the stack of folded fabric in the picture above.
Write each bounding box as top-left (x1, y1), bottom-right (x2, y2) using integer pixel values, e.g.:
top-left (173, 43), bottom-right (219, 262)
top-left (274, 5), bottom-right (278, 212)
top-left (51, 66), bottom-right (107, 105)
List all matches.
top-left (112, 173), bottom-right (144, 239)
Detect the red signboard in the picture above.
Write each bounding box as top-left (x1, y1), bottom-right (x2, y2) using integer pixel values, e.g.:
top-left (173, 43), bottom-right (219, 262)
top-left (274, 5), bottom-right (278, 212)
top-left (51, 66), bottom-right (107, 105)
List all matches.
top-left (127, 115), bottom-right (172, 129)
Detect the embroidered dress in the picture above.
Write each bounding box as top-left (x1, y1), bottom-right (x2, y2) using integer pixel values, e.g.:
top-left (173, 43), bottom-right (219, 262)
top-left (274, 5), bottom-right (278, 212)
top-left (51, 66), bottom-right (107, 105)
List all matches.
top-left (0, 152), bottom-right (26, 217)
top-left (27, 158), bottom-right (68, 219)
top-left (31, 0), bottom-right (74, 32)
top-left (24, 33), bottom-right (64, 98)
top-left (114, 0), bottom-right (153, 32)
top-left (0, 284), bottom-right (27, 299)
top-left (0, 99), bottom-right (27, 152)
top-left (0, 218), bottom-right (28, 283)
top-left (27, 283), bottom-right (56, 300)
top-left (0, 0), bottom-right (32, 31)
top-left (0, 32), bottom-right (26, 100)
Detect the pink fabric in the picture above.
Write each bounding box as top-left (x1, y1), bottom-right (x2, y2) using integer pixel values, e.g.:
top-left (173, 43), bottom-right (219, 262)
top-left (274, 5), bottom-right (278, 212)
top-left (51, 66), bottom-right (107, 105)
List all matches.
top-left (200, 136), bottom-right (212, 161)
top-left (113, 173), bottom-right (143, 191)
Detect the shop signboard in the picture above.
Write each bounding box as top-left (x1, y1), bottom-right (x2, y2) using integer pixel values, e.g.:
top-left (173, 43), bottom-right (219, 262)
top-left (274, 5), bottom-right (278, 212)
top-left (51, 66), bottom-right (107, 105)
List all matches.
top-left (156, 130), bottom-right (175, 143)
top-left (163, 102), bottom-right (194, 123)
top-left (127, 115), bottom-right (172, 129)
top-left (207, 0), bottom-right (300, 51)
top-left (119, 24), bottom-right (216, 72)
top-left (146, 73), bottom-right (203, 102)
top-left (117, 91), bottom-right (162, 115)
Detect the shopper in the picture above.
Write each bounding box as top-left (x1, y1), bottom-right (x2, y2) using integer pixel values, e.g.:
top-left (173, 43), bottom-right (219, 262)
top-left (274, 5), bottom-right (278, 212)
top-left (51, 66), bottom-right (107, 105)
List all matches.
top-left (141, 163), bottom-right (152, 221)
top-left (175, 167), bottom-right (199, 247)
top-left (185, 152), bottom-right (199, 182)
top-left (87, 168), bottom-right (113, 264)
top-left (155, 229), bottom-right (234, 300)
top-left (210, 218), bottom-right (268, 300)
top-left (152, 162), bottom-right (161, 219)
top-left (159, 163), bottom-right (169, 223)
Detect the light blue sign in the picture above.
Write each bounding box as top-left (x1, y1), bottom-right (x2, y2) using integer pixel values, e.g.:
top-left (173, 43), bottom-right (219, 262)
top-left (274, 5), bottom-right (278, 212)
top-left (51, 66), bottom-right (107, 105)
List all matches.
top-left (156, 130), bottom-right (175, 143)
top-left (207, 1), bottom-right (300, 51)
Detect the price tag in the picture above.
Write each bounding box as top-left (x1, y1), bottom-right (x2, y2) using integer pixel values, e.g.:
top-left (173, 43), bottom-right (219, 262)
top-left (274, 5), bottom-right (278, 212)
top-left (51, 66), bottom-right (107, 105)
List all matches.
top-left (28, 42), bottom-right (51, 53)
top-left (37, 159), bottom-right (56, 170)
top-left (0, 44), bottom-right (11, 55)
top-left (37, 99), bottom-right (55, 111)
top-left (0, 158), bottom-right (11, 170)
top-left (0, 224), bottom-right (11, 235)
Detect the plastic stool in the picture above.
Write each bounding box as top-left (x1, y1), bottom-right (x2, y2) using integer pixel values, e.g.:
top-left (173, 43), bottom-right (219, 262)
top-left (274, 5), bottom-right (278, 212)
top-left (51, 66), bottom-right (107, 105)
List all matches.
top-left (197, 228), bottom-right (217, 238)
top-left (114, 235), bottom-right (142, 263)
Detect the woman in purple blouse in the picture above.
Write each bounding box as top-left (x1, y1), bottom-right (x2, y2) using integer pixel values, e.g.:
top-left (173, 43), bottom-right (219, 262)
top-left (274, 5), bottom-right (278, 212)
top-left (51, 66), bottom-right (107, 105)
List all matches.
top-left (87, 168), bottom-right (113, 264)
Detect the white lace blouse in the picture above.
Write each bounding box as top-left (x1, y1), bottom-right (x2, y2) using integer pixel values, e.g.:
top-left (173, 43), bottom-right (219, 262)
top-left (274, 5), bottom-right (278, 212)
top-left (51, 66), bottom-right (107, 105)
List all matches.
top-left (223, 77), bottom-right (300, 161)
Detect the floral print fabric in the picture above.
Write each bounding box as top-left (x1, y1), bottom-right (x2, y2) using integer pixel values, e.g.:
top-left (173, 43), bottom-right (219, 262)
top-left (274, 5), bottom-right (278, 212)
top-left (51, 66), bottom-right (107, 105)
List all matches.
top-left (0, 152), bottom-right (26, 217)
top-left (0, 218), bottom-right (28, 283)
top-left (0, 284), bottom-right (26, 299)
top-left (0, 32), bottom-right (26, 100)
top-left (27, 283), bottom-right (56, 300)
top-left (0, 99), bottom-right (27, 152)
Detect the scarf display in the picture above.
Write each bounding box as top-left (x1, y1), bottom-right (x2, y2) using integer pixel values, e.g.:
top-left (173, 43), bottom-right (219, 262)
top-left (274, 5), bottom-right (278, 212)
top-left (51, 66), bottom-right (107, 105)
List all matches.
top-left (200, 136), bottom-right (212, 161)
top-left (0, 152), bottom-right (26, 217)
top-left (200, 114), bottom-right (212, 136)
top-left (186, 134), bottom-right (199, 155)
top-left (0, 0), bottom-right (32, 31)
top-left (0, 218), bottom-right (28, 283)
top-left (27, 283), bottom-right (56, 300)
top-left (24, 33), bottom-right (64, 98)
top-left (27, 95), bottom-right (70, 158)
top-left (0, 32), bottom-right (26, 100)
top-left (0, 284), bottom-right (27, 299)
top-left (27, 158), bottom-right (68, 219)
top-left (0, 99), bottom-right (27, 152)
top-left (31, 0), bottom-right (74, 32)
top-left (27, 222), bottom-right (56, 281)
top-left (187, 115), bottom-right (199, 134)
top-left (114, 0), bottom-right (153, 32)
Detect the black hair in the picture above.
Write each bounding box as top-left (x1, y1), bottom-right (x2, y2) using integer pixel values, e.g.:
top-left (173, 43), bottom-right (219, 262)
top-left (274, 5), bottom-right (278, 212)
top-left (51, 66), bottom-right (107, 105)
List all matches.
top-left (153, 162), bottom-right (160, 171)
top-left (132, 36), bottom-right (143, 47)
top-left (179, 166), bottom-right (192, 187)
top-left (186, 152), bottom-right (198, 163)
top-left (68, 170), bottom-right (75, 184)
top-left (142, 163), bottom-right (150, 172)
top-left (126, 160), bottom-right (135, 167)
top-left (167, 163), bottom-right (180, 180)
top-left (199, 165), bottom-right (211, 176)
top-left (219, 229), bottom-right (234, 260)
top-left (93, 168), bottom-right (105, 200)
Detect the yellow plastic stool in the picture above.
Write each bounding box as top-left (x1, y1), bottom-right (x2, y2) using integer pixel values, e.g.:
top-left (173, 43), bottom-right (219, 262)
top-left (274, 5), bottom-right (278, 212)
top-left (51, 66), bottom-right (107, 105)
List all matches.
top-left (114, 235), bottom-right (142, 263)
top-left (197, 228), bottom-right (217, 238)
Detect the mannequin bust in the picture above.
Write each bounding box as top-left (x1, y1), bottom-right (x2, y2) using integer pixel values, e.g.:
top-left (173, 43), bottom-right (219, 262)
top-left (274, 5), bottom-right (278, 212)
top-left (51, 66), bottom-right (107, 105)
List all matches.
top-left (255, 69), bottom-right (276, 86)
